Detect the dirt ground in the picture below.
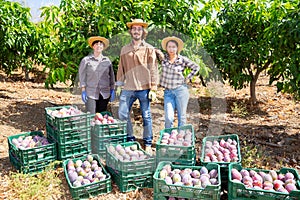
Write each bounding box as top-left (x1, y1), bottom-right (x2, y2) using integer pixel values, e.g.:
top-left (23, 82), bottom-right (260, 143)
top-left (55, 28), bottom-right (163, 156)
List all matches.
top-left (0, 69), bottom-right (299, 200)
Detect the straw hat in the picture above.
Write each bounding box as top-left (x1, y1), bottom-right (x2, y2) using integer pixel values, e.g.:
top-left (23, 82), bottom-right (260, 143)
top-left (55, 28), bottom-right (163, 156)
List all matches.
top-left (161, 36), bottom-right (184, 53)
top-left (126, 19), bottom-right (148, 28)
top-left (87, 36), bottom-right (109, 49)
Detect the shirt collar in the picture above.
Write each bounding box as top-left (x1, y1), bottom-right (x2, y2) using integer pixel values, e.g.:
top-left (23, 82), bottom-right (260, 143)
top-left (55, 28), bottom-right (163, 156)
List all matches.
top-left (130, 40), bottom-right (146, 48)
top-left (88, 53), bottom-right (107, 61)
top-left (164, 54), bottom-right (182, 62)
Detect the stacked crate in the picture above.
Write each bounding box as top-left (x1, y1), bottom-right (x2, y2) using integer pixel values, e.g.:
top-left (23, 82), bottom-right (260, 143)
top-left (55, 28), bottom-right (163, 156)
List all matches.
top-left (200, 134), bottom-right (242, 190)
top-left (153, 161), bottom-right (221, 200)
top-left (91, 112), bottom-right (127, 160)
top-left (45, 106), bottom-right (91, 160)
top-left (105, 141), bottom-right (155, 192)
top-left (156, 124), bottom-right (196, 166)
top-left (8, 130), bottom-right (57, 173)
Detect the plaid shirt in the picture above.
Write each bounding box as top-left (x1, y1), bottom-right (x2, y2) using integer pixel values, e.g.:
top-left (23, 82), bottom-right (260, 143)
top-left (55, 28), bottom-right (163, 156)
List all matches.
top-left (160, 54), bottom-right (199, 89)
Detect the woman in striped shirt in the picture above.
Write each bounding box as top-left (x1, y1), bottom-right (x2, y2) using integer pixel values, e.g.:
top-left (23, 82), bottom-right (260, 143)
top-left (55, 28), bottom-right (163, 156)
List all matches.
top-left (158, 36), bottom-right (200, 128)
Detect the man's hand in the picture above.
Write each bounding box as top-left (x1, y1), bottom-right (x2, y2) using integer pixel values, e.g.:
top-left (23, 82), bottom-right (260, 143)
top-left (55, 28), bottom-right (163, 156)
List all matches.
top-left (110, 89), bottom-right (115, 102)
top-left (148, 90), bottom-right (157, 101)
top-left (116, 86), bottom-right (122, 96)
top-left (81, 91), bottom-right (88, 103)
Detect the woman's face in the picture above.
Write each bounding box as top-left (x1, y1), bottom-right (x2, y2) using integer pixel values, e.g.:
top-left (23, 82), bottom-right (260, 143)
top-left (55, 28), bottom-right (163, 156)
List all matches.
top-left (166, 41), bottom-right (178, 56)
top-left (93, 41), bottom-right (104, 53)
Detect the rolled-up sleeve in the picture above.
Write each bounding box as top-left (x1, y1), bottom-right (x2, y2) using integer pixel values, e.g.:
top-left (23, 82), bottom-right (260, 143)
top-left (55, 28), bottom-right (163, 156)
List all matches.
top-left (116, 49), bottom-right (125, 86)
top-left (148, 48), bottom-right (159, 88)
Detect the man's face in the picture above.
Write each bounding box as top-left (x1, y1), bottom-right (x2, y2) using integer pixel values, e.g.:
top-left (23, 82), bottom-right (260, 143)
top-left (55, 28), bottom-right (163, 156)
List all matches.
top-left (130, 25), bottom-right (143, 41)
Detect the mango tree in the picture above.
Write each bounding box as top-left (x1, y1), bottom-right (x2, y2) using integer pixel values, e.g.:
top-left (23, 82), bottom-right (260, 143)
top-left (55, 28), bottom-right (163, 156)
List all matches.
top-left (205, 0), bottom-right (300, 103)
top-left (267, 0), bottom-right (300, 100)
top-left (0, 0), bottom-right (41, 80)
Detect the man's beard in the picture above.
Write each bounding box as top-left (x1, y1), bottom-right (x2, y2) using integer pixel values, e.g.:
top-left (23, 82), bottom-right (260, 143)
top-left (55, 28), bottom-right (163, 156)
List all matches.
top-left (132, 34), bottom-right (142, 41)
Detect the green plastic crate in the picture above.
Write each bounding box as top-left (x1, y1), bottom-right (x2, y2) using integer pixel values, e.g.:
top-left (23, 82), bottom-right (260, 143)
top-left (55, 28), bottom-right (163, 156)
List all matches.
top-left (200, 134), bottom-right (242, 189)
top-left (91, 112), bottom-right (127, 137)
top-left (9, 151), bottom-right (54, 174)
top-left (106, 141), bottom-right (156, 177)
top-left (108, 167), bottom-right (153, 193)
top-left (63, 154), bottom-right (112, 200)
top-left (156, 124), bottom-right (195, 165)
top-left (153, 161), bottom-right (221, 200)
top-left (46, 124), bottom-right (91, 145)
top-left (51, 134), bottom-right (91, 160)
top-left (45, 105), bottom-right (91, 132)
top-left (156, 155), bottom-right (197, 167)
top-left (228, 163), bottom-right (300, 200)
top-left (91, 134), bottom-right (126, 160)
top-left (7, 131), bottom-right (57, 165)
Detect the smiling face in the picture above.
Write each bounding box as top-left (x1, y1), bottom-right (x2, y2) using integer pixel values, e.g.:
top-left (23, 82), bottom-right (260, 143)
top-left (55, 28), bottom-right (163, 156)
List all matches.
top-left (130, 25), bottom-right (144, 41)
top-left (166, 40), bottom-right (178, 56)
top-left (92, 41), bottom-right (104, 54)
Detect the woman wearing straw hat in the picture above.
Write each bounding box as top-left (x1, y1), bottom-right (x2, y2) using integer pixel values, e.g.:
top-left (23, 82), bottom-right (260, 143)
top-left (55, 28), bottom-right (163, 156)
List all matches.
top-left (159, 36), bottom-right (200, 128)
top-left (79, 36), bottom-right (115, 114)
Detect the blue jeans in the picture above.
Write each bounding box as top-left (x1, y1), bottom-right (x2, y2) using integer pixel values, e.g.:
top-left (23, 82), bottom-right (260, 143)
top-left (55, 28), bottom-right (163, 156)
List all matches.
top-left (164, 84), bottom-right (189, 128)
top-left (118, 89), bottom-right (153, 146)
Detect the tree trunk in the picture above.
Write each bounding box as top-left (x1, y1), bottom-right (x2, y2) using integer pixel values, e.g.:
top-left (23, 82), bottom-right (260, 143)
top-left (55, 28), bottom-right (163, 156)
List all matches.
top-left (250, 75), bottom-right (259, 104)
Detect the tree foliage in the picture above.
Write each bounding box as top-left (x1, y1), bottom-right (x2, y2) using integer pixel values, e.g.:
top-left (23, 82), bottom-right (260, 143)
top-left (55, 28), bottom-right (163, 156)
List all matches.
top-left (266, 0), bottom-right (300, 99)
top-left (0, 0), bottom-right (41, 80)
top-left (39, 0), bottom-right (222, 88)
top-left (205, 0), bottom-right (300, 102)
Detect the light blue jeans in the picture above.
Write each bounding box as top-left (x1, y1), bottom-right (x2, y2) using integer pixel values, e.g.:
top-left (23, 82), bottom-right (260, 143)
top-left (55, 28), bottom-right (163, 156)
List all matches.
top-left (118, 89), bottom-right (153, 146)
top-left (164, 84), bottom-right (189, 128)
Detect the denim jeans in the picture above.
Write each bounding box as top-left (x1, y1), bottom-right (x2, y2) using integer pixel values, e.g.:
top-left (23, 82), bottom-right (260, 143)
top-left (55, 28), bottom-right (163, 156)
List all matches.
top-left (118, 89), bottom-right (153, 146)
top-left (164, 84), bottom-right (189, 128)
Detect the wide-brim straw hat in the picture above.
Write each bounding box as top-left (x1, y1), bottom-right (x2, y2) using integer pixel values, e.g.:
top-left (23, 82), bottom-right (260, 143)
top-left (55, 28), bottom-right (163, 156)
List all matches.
top-left (126, 19), bottom-right (148, 28)
top-left (161, 36), bottom-right (184, 53)
top-left (87, 36), bottom-right (109, 49)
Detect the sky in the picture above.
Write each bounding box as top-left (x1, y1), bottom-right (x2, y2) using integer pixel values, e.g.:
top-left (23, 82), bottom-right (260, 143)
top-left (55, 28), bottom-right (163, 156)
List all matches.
top-left (10, 0), bottom-right (61, 22)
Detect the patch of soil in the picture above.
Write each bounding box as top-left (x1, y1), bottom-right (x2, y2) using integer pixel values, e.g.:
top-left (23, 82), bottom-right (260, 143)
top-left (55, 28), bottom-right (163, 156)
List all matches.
top-left (0, 70), bottom-right (299, 199)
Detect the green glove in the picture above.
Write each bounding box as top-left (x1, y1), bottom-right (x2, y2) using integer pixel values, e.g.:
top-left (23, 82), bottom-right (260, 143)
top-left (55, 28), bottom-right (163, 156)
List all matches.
top-left (116, 86), bottom-right (122, 96)
top-left (148, 90), bottom-right (157, 101)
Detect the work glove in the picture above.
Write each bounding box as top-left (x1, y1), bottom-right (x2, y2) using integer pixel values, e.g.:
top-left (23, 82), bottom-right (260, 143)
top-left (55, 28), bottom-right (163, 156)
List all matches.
top-left (110, 89), bottom-right (115, 102)
top-left (81, 91), bottom-right (88, 103)
top-left (116, 86), bottom-right (122, 96)
top-left (148, 90), bottom-right (157, 102)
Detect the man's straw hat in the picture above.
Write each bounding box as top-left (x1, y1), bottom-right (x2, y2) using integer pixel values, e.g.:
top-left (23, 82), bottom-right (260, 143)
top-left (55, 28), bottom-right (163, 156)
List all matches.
top-left (126, 19), bottom-right (148, 28)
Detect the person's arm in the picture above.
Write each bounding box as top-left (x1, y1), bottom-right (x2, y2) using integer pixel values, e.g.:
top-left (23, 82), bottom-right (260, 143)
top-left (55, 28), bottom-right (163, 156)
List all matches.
top-left (78, 57), bottom-right (87, 91)
top-left (149, 47), bottom-right (159, 90)
top-left (78, 57), bottom-right (88, 103)
top-left (116, 49), bottom-right (125, 87)
top-left (109, 62), bottom-right (115, 90)
top-left (183, 56), bottom-right (200, 80)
